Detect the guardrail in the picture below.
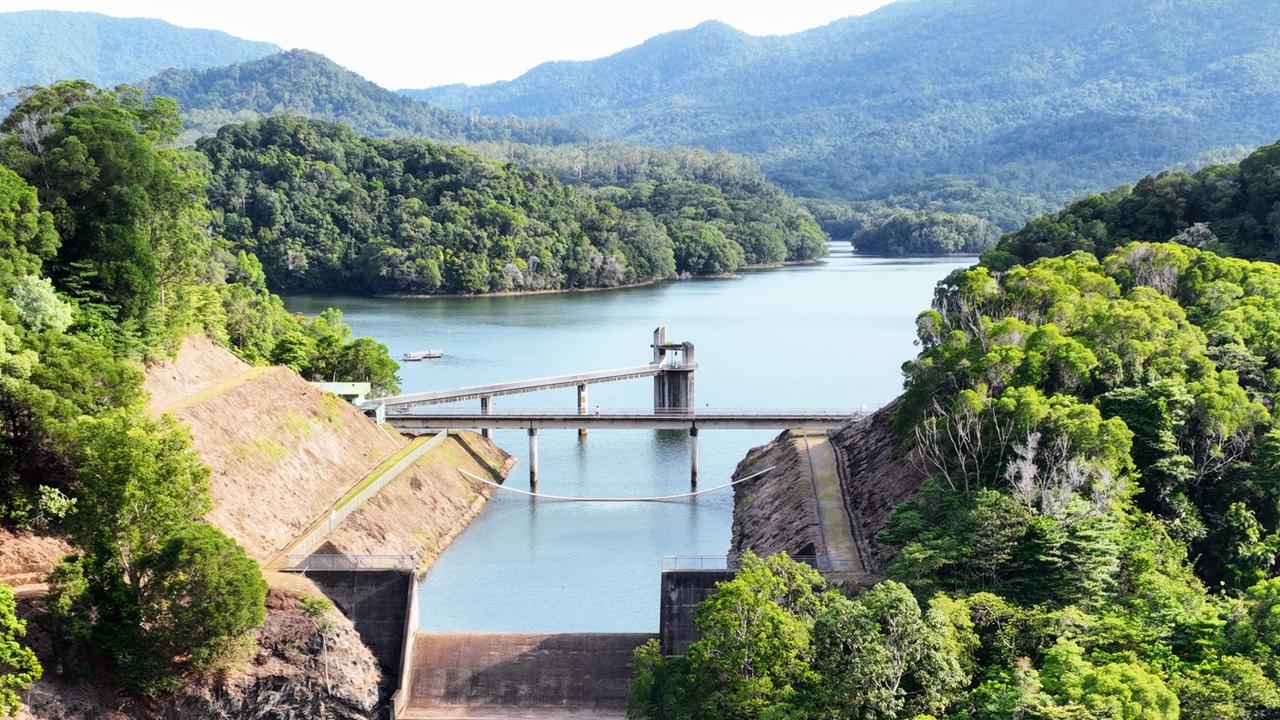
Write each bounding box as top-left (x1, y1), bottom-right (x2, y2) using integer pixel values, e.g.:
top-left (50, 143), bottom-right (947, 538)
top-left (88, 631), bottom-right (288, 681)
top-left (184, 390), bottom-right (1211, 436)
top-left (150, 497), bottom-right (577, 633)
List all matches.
top-left (387, 407), bottom-right (868, 417)
top-left (283, 554), bottom-right (416, 571)
top-left (266, 430), bottom-right (448, 568)
top-left (660, 554), bottom-right (862, 573)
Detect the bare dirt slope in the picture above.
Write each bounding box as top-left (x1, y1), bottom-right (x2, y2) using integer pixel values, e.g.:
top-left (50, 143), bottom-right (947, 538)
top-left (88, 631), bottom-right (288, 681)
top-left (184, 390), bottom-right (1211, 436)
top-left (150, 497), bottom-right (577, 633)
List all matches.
top-left (145, 337), bottom-right (402, 560)
top-left (0, 529), bottom-right (71, 587)
top-left (144, 335), bottom-right (251, 411)
top-left (321, 431), bottom-right (516, 570)
top-left (145, 337), bottom-right (514, 566)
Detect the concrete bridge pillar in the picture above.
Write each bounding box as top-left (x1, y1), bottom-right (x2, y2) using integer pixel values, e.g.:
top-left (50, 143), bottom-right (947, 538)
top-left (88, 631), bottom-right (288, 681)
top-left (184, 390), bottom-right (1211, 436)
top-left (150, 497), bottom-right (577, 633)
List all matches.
top-left (480, 396), bottom-right (492, 439)
top-left (690, 426), bottom-right (699, 488)
top-left (577, 384), bottom-right (588, 438)
top-left (528, 428), bottom-right (538, 491)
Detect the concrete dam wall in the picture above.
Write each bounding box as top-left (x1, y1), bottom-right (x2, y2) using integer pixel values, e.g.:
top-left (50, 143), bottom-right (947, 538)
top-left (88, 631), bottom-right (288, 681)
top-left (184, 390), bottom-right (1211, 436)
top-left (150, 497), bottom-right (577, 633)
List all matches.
top-left (406, 632), bottom-right (655, 718)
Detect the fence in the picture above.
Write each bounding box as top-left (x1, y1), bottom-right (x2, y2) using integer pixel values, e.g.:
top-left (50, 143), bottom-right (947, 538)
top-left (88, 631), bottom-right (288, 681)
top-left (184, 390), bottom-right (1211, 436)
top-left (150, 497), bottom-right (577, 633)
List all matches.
top-left (282, 554), bottom-right (416, 571)
top-left (268, 429), bottom-right (448, 567)
top-left (660, 554), bottom-right (860, 573)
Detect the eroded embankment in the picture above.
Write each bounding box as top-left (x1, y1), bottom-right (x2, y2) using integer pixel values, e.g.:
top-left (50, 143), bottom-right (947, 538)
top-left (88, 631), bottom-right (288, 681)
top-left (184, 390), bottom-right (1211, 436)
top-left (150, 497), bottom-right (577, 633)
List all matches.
top-left (730, 402), bottom-right (923, 579)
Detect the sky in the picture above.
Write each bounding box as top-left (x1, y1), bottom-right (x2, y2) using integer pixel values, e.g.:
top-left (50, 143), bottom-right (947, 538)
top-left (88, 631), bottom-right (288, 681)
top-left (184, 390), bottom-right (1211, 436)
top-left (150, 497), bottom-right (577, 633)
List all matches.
top-left (0, 0), bottom-right (896, 89)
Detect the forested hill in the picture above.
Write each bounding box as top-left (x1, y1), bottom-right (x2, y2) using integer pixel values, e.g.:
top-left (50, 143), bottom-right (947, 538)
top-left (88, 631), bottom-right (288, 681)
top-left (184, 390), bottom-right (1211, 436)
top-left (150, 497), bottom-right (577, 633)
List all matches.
top-left (405, 0), bottom-right (1280, 229)
top-left (991, 137), bottom-right (1280, 267)
top-left (0, 11), bottom-right (279, 94)
top-left (141, 50), bottom-right (588, 146)
top-left (199, 117), bottom-right (824, 295)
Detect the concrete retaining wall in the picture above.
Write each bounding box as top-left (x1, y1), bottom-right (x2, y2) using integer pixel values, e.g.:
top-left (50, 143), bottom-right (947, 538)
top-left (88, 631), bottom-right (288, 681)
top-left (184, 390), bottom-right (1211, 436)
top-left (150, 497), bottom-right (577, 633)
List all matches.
top-left (659, 570), bottom-right (734, 656)
top-left (391, 571), bottom-right (421, 718)
top-left (304, 569), bottom-right (414, 675)
top-left (408, 632), bottom-right (654, 716)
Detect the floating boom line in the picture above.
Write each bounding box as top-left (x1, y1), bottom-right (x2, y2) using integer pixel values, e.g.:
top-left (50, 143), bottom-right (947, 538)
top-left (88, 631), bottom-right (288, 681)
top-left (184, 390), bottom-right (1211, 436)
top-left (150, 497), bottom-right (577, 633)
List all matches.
top-left (456, 466), bottom-right (776, 503)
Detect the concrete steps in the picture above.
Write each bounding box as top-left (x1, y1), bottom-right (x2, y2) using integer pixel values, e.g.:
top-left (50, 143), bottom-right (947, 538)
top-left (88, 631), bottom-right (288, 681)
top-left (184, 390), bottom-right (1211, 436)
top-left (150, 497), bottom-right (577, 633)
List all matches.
top-left (407, 632), bottom-right (653, 718)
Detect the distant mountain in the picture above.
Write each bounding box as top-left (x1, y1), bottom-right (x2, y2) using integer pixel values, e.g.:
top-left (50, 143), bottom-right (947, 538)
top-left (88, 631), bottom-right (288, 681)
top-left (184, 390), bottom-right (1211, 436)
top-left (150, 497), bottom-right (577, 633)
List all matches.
top-left (142, 50), bottom-right (588, 146)
top-left (404, 0), bottom-right (1280, 228)
top-left (0, 10), bottom-right (279, 94)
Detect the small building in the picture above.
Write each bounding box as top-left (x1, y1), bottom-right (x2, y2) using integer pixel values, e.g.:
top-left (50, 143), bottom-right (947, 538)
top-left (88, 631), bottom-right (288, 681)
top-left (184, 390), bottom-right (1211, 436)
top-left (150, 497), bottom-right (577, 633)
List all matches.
top-left (309, 381), bottom-right (373, 405)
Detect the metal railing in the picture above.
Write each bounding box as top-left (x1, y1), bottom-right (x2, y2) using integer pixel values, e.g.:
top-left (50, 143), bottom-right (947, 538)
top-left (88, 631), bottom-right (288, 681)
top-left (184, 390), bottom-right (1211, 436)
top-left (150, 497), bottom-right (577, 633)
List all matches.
top-left (388, 407), bottom-right (868, 418)
top-left (660, 554), bottom-right (863, 573)
top-left (283, 554), bottom-right (416, 571)
top-left (662, 555), bottom-right (735, 572)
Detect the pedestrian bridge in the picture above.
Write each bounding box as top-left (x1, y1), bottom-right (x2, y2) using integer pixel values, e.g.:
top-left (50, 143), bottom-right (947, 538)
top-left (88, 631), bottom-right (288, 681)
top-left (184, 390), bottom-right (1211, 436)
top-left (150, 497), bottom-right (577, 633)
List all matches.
top-left (381, 365), bottom-right (665, 410)
top-left (376, 326), bottom-right (873, 490)
top-left (386, 408), bottom-right (858, 431)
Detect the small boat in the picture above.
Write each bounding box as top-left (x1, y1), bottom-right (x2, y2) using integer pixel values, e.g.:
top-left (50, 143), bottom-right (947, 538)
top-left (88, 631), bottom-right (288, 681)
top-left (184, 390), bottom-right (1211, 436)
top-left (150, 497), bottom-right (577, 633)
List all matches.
top-left (400, 349), bottom-right (444, 361)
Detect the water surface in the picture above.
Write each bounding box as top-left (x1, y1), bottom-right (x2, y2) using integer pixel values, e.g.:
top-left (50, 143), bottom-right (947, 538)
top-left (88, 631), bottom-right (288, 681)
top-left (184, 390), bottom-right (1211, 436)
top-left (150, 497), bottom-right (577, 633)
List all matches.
top-left (285, 252), bottom-right (969, 631)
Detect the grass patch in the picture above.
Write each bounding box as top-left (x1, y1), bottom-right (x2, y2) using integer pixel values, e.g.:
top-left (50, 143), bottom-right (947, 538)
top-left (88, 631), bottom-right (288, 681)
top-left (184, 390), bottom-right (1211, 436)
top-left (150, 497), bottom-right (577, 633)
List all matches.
top-left (282, 409), bottom-right (314, 439)
top-left (333, 434), bottom-right (435, 510)
top-left (231, 436), bottom-right (288, 465)
top-left (318, 393), bottom-right (345, 427)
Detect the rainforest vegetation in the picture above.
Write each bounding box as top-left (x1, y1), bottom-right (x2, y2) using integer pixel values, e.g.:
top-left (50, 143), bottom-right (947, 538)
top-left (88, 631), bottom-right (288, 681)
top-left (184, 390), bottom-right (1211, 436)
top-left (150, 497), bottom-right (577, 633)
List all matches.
top-left (630, 140), bottom-right (1280, 719)
top-left (199, 117), bottom-right (825, 295)
top-left (0, 81), bottom-right (399, 702)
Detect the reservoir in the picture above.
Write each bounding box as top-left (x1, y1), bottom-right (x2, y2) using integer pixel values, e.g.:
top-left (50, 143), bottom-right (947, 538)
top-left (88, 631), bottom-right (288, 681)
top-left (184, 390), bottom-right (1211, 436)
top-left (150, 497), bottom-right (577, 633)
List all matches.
top-left (285, 251), bottom-right (969, 632)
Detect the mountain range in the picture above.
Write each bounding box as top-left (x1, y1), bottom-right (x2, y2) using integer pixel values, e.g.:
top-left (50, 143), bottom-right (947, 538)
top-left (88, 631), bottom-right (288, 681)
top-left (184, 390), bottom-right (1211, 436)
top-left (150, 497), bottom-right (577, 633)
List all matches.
top-left (0, 10), bottom-right (279, 94)
top-left (4, 1), bottom-right (1280, 236)
top-left (405, 0), bottom-right (1280, 228)
top-left (140, 50), bottom-right (587, 146)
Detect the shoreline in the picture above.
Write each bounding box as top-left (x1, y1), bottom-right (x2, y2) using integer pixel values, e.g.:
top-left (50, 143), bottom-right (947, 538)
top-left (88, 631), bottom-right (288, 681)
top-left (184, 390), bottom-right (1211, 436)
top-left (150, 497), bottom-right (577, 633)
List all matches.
top-left (293, 252), bottom-right (968, 302)
top-left (369, 258), bottom-right (829, 300)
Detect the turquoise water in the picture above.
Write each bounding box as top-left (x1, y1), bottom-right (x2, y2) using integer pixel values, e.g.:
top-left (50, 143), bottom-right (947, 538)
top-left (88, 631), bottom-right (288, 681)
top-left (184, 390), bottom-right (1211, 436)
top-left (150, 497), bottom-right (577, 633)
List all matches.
top-left (284, 251), bottom-right (969, 632)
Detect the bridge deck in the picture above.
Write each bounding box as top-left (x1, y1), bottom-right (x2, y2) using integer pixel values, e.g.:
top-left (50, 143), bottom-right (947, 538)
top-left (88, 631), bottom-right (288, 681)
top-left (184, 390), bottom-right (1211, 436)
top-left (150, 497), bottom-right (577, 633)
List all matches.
top-left (382, 365), bottom-right (665, 408)
top-left (387, 409), bottom-right (860, 431)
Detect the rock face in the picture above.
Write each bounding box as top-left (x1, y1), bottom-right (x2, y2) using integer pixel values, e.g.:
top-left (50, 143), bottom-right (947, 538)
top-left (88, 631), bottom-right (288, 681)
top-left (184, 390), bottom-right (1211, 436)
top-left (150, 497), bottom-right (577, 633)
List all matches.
top-left (16, 575), bottom-right (381, 720)
top-left (730, 430), bottom-right (827, 560)
top-left (828, 401), bottom-right (924, 574)
top-left (164, 575), bottom-right (382, 720)
top-left (730, 402), bottom-right (924, 576)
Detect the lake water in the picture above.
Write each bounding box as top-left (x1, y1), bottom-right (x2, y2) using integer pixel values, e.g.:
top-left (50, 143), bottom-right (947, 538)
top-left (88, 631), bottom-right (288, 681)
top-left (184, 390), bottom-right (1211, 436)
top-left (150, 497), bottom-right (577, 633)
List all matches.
top-left (284, 250), bottom-right (970, 632)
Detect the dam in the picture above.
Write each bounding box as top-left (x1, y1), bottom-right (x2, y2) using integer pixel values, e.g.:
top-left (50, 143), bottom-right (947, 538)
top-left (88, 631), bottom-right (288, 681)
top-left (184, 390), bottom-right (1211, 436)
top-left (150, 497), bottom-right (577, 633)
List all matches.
top-left (283, 254), bottom-right (971, 716)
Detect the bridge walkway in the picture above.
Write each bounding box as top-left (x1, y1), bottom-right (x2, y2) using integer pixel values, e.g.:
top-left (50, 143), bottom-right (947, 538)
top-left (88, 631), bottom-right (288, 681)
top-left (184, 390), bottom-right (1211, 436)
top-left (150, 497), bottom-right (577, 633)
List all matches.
top-left (387, 409), bottom-right (860, 431)
top-left (381, 365), bottom-right (663, 409)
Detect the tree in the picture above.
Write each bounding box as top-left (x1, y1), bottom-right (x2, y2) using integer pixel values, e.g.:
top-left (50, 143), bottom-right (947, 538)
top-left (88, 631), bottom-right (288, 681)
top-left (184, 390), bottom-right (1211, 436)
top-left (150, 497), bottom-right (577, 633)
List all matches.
top-left (56, 409), bottom-right (270, 695)
top-left (0, 166), bottom-right (57, 291)
top-left (334, 337), bottom-right (401, 395)
top-left (1, 82), bottom-right (209, 348)
top-left (137, 523), bottom-right (266, 672)
top-left (809, 581), bottom-right (967, 719)
top-left (70, 410), bottom-right (211, 592)
top-left (0, 583), bottom-right (41, 717)
top-left (683, 553), bottom-right (821, 718)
